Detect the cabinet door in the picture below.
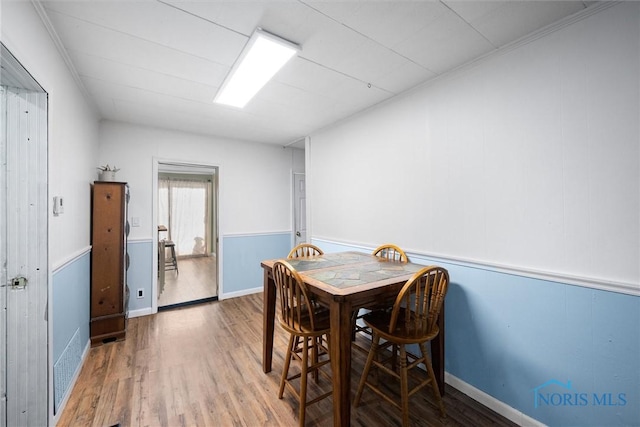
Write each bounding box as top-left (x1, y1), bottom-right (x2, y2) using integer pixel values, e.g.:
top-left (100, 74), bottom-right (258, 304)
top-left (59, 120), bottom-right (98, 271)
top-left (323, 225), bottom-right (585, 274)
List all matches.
top-left (91, 183), bottom-right (125, 318)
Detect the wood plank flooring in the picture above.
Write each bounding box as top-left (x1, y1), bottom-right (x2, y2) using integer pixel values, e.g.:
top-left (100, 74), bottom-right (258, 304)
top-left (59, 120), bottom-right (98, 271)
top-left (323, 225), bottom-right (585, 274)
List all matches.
top-left (158, 256), bottom-right (217, 308)
top-left (57, 293), bottom-right (519, 427)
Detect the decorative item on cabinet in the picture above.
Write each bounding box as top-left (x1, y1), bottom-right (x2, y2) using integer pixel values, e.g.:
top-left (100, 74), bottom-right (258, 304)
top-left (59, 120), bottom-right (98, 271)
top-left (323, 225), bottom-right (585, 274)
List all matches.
top-left (96, 164), bottom-right (120, 182)
top-left (90, 181), bottom-right (130, 346)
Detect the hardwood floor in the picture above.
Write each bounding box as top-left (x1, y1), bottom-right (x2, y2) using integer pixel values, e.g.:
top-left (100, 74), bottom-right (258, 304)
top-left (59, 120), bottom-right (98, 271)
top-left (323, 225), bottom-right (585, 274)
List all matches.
top-left (57, 294), bottom-right (518, 427)
top-left (158, 256), bottom-right (217, 308)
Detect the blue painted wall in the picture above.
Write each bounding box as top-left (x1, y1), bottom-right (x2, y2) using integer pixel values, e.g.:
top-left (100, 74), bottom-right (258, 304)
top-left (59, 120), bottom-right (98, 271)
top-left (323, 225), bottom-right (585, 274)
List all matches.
top-left (445, 265), bottom-right (639, 426)
top-left (52, 253), bottom-right (90, 369)
top-left (126, 240), bottom-right (153, 312)
top-left (223, 233), bottom-right (291, 294)
top-left (313, 239), bottom-right (640, 426)
top-left (51, 241), bottom-right (151, 411)
top-left (52, 252), bottom-right (90, 412)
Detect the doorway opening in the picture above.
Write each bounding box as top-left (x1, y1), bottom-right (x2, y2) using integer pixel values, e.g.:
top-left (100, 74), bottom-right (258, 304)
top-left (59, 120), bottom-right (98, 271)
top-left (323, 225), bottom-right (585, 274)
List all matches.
top-left (155, 162), bottom-right (218, 311)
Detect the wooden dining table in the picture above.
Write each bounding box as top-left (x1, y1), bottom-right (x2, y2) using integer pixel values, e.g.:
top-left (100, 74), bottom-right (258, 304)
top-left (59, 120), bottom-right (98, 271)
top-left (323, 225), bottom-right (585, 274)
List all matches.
top-left (261, 251), bottom-right (446, 426)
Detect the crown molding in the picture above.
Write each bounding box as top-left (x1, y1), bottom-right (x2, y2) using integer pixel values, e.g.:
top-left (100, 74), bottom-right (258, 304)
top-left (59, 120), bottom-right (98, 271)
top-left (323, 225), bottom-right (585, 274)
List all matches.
top-left (31, 0), bottom-right (98, 116)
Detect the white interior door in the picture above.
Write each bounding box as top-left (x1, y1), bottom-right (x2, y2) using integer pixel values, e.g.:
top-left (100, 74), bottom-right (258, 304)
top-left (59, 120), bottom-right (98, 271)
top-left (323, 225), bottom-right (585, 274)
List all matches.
top-left (293, 173), bottom-right (306, 245)
top-left (0, 84), bottom-right (7, 427)
top-left (1, 44), bottom-right (49, 427)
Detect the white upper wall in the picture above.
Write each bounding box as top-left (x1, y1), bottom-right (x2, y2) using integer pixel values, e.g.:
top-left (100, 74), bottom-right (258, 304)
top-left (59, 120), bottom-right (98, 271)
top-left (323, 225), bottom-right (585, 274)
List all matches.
top-left (99, 121), bottom-right (293, 240)
top-left (2, 1), bottom-right (100, 267)
top-left (309, 3), bottom-right (639, 288)
top-left (292, 147), bottom-right (305, 174)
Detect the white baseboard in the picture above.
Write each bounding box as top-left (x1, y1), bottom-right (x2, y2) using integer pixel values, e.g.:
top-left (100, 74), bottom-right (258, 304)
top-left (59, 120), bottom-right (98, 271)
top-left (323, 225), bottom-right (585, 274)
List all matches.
top-left (53, 339), bottom-right (90, 426)
top-left (445, 372), bottom-right (546, 427)
top-left (220, 286), bottom-right (262, 300)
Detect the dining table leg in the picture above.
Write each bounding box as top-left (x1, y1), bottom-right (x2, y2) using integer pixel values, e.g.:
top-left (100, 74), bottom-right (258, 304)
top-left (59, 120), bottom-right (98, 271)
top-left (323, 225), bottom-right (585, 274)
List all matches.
top-left (330, 298), bottom-right (352, 426)
top-left (262, 269), bottom-right (276, 373)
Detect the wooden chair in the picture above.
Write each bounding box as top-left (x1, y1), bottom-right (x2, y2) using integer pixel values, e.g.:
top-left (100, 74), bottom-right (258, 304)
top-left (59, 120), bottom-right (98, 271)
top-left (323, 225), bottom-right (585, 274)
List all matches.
top-left (287, 243), bottom-right (324, 259)
top-left (273, 260), bottom-right (332, 427)
top-left (288, 243), bottom-right (324, 309)
top-left (372, 243), bottom-right (408, 262)
top-left (163, 240), bottom-right (178, 274)
top-left (354, 266), bottom-right (449, 427)
top-left (352, 244), bottom-right (409, 341)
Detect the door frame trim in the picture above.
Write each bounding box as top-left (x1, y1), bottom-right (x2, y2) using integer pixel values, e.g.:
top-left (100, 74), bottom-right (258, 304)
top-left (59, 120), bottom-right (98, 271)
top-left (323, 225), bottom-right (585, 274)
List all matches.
top-left (152, 158), bottom-right (221, 313)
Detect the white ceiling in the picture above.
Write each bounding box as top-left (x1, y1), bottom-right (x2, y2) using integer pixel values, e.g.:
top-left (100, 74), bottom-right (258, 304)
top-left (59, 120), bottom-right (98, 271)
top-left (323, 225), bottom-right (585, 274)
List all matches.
top-left (39, 0), bottom-right (596, 147)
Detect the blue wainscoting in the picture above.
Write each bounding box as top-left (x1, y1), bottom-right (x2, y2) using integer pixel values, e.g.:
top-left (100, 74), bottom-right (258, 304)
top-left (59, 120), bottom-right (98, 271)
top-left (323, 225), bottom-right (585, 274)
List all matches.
top-left (312, 239), bottom-right (640, 426)
top-left (222, 232), bottom-right (291, 296)
top-left (126, 240), bottom-right (153, 315)
top-left (444, 265), bottom-right (639, 426)
top-left (51, 240), bottom-right (153, 413)
top-left (52, 250), bottom-right (91, 413)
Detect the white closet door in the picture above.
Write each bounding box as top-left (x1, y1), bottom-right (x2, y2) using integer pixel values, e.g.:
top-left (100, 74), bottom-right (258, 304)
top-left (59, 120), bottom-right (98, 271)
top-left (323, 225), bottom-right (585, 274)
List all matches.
top-left (3, 86), bottom-right (48, 427)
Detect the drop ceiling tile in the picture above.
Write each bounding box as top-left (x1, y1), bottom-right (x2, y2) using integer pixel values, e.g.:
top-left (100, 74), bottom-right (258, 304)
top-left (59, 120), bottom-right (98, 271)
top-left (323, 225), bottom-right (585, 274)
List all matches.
top-left (335, 37), bottom-right (414, 89)
top-left (302, 26), bottom-right (366, 72)
top-left (47, 10), bottom-right (230, 86)
top-left (83, 78), bottom-right (216, 119)
top-left (270, 53), bottom-right (404, 121)
top-left (329, 78), bottom-right (391, 111)
top-left (441, 1), bottom-right (506, 24)
top-left (274, 58), bottom-right (352, 97)
top-left (44, 1), bottom-right (245, 65)
top-left (445, 1), bottom-right (588, 47)
top-left (374, 61), bottom-right (437, 94)
top-left (252, 82), bottom-right (337, 125)
top-left (162, 0), bottom-right (274, 36)
top-left (302, 0), bottom-right (363, 24)
top-left (394, 7), bottom-right (495, 74)
top-left (314, 0), bottom-right (448, 48)
top-left (68, 50), bottom-right (217, 104)
top-left (163, 0), bottom-right (316, 45)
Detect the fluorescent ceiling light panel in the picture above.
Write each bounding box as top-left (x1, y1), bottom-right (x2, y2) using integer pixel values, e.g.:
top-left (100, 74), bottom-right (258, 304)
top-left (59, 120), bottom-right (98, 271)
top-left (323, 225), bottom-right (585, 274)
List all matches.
top-left (214, 29), bottom-right (299, 108)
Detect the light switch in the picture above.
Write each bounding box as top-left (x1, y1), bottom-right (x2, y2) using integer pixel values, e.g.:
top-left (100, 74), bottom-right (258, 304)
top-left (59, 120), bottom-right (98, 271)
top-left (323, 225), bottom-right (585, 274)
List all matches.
top-left (131, 216), bottom-right (140, 227)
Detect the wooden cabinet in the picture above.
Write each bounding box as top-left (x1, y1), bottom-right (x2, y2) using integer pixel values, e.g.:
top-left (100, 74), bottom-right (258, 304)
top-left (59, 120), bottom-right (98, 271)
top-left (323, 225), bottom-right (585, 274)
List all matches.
top-left (90, 181), bottom-right (129, 345)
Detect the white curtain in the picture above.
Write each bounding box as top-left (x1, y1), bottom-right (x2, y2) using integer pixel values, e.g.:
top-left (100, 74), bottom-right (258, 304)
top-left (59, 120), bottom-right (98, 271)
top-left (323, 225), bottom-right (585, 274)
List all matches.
top-left (158, 178), bottom-right (210, 257)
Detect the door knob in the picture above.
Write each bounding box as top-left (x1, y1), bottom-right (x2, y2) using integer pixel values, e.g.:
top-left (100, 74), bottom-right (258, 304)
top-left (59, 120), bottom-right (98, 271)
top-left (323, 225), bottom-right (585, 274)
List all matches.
top-left (296, 231), bottom-right (301, 237)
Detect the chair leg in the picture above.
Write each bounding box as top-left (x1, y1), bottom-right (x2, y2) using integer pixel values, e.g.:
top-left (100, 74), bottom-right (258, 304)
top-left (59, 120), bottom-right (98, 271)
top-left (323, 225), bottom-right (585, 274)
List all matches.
top-left (420, 342), bottom-right (446, 417)
top-left (299, 334), bottom-right (309, 427)
top-left (399, 345), bottom-right (410, 427)
top-left (350, 310), bottom-right (358, 341)
top-left (172, 245), bottom-right (178, 273)
top-left (311, 336), bottom-right (319, 383)
top-left (354, 333), bottom-right (380, 406)
top-left (279, 334), bottom-right (296, 399)
top-left (391, 344), bottom-right (399, 371)
top-left (325, 332), bottom-right (330, 357)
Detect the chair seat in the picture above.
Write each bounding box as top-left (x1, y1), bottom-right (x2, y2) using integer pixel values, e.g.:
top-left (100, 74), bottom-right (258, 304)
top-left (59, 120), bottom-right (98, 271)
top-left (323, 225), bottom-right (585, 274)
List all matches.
top-left (363, 308), bottom-right (439, 343)
top-left (281, 306), bottom-right (330, 335)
